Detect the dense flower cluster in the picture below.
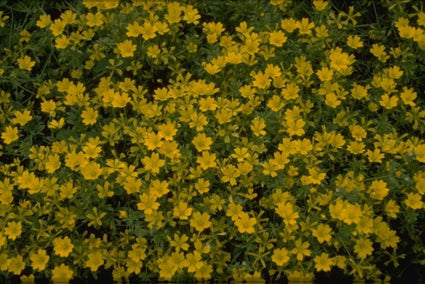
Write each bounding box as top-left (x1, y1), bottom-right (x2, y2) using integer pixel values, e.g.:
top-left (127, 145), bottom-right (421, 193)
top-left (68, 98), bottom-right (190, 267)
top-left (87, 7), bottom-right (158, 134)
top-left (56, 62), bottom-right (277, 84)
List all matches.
top-left (1, 0), bottom-right (425, 282)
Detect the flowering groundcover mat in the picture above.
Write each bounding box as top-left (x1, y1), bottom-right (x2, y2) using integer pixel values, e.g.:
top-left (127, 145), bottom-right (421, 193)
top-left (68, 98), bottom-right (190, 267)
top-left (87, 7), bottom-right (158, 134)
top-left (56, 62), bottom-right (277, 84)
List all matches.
top-left (1, 0), bottom-right (425, 282)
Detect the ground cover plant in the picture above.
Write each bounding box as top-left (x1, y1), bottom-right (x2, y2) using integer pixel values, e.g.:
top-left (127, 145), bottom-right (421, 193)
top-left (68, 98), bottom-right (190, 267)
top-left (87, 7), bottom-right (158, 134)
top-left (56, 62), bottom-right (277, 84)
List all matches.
top-left (1, 0), bottom-right (425, 282)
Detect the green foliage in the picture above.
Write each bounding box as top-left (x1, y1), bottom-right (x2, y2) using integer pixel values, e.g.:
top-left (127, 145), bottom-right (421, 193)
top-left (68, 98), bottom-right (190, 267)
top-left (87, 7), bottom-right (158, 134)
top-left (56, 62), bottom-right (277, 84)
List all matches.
top-left (1, 0), bottom-right (425, 283)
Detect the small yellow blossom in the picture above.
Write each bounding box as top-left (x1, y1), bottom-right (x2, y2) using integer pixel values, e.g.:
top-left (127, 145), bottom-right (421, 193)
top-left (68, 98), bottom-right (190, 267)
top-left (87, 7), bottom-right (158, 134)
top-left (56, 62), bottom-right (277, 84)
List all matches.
top-left (12, 109), bottom-right (32, 126)
top-left (347, 35), bottom-right (363, 49)
top-left (0, 11), bottom-right (9, 27)
top-left (268, 30), bottom-right (287, 47)
top-left (116, 40), bottom-right (137, 58)
top-left (30, 249), bottom-right (50, 271)
top-left (17, 55), bottom-right (35, 71)
top-left (271, 248), bottom-right (290, 266)
top-left (53, 236), bottom-right (74, 257)
top-left (51, 264), bottom-right (74, 283)
top-left (313, 0), bottom-right (328, 11)
top-left (314, 253), bottom-right (333, 272)
top-left (1, 126), bottom-right (19, 144)
top-left (81, 107), bottom-right (99, 125)
top-left (5, 221), bottom-right (22, 240)
top-left (190, 211), bottom-right (211, 232)
top-left (405, 193), bottom-right (424, 209)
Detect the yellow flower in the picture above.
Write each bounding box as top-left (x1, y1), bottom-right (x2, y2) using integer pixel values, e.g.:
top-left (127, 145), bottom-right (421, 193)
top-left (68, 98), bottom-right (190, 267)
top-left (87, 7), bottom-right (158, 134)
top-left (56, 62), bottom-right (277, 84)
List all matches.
top-left (41, 99), bottom-right (57, 116)
top-left (370, 43), bottom-right (389, 62)
top-left (221, 164), bottom-right (240, 185)
top-left (190, 211), bottom-right (211, 232)
top-left (296, 18), bottom-right (315, 35)
top-left (379, 94), bottom-right (398, 109)
top-left (49, 19), bottom-right (66, 36)
top-left (0, 11), bottom-right (9, 27)
top-left (165, 2), bottom-right (183, 24)
top-left (349, 125), bottom-right (367, 141)
top-left (347, 35), bottom-right (363, 49)
top-left (350, 83), bottom-right (369, 100)
top-left (183, 5), bottom-right (201, 25)
top-left (262, 160), bottom-right (279, 177)
top-left (275, 202), bottom-right (299, 225)
top-left (184, 252), bottom-right (203, 272)
top-left (158, 121), bottom-right (177, 141)
top-left (82, 0), bottom-right (119, 9)
top-left (281, 82), bottom-right (300, 100)
top-left (53, 236), bottom-right (74, 257)
top-left (314, 253), bottom-right (333, 272)
top-left (325, 93), bottom-right (341, 108)
top-left (12, 109), bottom-right (32, 126)
top-left (197, 151), bottom-right (217, 170)
top-left (59, 181), bottom-right (78, 200)
top-left (281, 18), bottom-right (298, 33)
top-left (48, 117), bottom-right (65, 129)
top-left (366, 148), bottom-right (384, 163)
top-left (234, 212), bottom-right (257, 234)
top-left (137, 193), bottom-right (159, 214)
top-left (85, 251), bottom-right (104, 271)
top-left (65, 150), bottom-right (88, 170)
top-left (346, 140), bottom-right (365, 154)
top-left (173, 201), bottom-right (193, 220)
top-left (368, 180), bottom-right (389, 201)
top-left (81, 107), bottom-right (99, 125)
top-left (169, 233), bottom-right (189, 252)
top-left (271, 248), bottom-right (290, 266)
top-left (252, 71), bottom-right (271, 89)
top-left (86, 12), bottom-right (104, 27)
top-left (60, 10), bottom-right (77, 25)
top-left (45, 153), bottom-right (61, 173)
top-left (329, 47), bottom-right (355, 74)
top-left (405, 193), bottom-right (424, 210)
top-left (126, 21), bottom-right (142, 37)
top-left (51, 264), bottom-right (74, 283)
top-left (313, 0), bottom-right (328, 11)
top-left (354, 237), bottom-right (374, 259)
top-left (416, 144), bottom-right (425, 163)
top-left (312, 223), bottom-right (332, 244)
top-left (357, 216), bottom-right (375, 235)
top-left (268, 30), bottom-right (287, 47)
top-left (5, 221), bottom-right (22, 240)
top-left (80, 161), bottom-right (102, 180)
top-left (291, 239), bottom-right (311, 261)
top-left (30, 249), bottom-right (50, 271)
top-left (199, 97), bottom-right (217, 112)
top-left (116, 40), bottom-right (137, 58)
top-left (8, 255), bottom-right (25, 275)
top-left (192, 132), bottom-right (213, 152)
top-left (194, 178), bottom-right (210, 194)
top-left (194, 262), bottom-right (212, 280)
top-left (225, 51), bottom-right (243, 64)
top-left (301, 168), bottom-right (326, 185)
top-left (385, 200), bottom-right (400, 218)
top-left (316, 67), bottom-right (334, 82)
top-left (267, 95), bottom-right (285, 112)
top-left (287, 118), bottom-right (305, 137)
top-left (55, 35), bottom-right (70, 49)
top-left (251, 117), bottom-right (266, 136)
top-left (147, 44), bottom-right (161, 59)
top-left (189, 111), bottom-right (208, 131)
top-left (141, 152), bottom-right (165, 174)
top-left (400, 87), bottom-right (417, 107)
top-left (122, 177), bottom-right (141, 195)
top-left (149, 179), bottom-right (170, 198)
top-left (1, 126), bottom-right (19, 144)
top-left (17, 55), bottom-right (35, 71)
top-left (140, 21), bottom-right (158, 40)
